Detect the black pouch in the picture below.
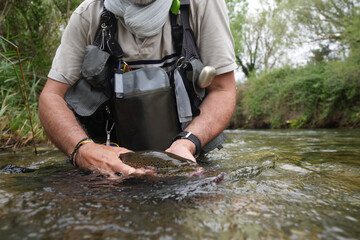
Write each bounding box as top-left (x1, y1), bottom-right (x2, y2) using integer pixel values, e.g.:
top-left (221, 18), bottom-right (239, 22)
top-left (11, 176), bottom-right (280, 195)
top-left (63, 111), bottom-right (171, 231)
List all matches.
top-left (65, 45), bottom-right (116, 143)
top-left (81, 45), bottom-right (114, 91)
top-left (113, 67), bottom-right (180, 151)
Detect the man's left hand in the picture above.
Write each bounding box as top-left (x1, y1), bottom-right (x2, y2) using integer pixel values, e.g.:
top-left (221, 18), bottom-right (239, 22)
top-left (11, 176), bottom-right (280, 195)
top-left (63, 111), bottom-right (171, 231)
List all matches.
top-left (165, 139), bottom-right (197, 162)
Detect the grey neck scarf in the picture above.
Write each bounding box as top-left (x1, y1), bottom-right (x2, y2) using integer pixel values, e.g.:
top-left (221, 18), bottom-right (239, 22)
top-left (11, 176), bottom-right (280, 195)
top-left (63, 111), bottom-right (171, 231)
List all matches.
top-left (104, 0), bottom-right (172, 38)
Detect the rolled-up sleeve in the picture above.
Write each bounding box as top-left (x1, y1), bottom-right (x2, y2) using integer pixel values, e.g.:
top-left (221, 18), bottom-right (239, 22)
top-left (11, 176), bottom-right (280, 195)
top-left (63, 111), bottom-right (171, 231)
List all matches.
top-left (190, 0), bottom-right (237, 75)
top-left (48, 0), bottom-right (101, 85)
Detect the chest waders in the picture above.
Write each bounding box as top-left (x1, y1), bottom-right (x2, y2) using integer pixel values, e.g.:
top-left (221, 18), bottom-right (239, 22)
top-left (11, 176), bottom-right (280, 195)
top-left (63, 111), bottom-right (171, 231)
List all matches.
top-left (65, 0), bottom-right (226, 155)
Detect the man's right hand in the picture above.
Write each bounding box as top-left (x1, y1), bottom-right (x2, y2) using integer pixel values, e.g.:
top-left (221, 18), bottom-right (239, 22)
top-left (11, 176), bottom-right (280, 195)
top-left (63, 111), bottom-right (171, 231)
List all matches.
top-left (74, 142), bottom-right (151, 176)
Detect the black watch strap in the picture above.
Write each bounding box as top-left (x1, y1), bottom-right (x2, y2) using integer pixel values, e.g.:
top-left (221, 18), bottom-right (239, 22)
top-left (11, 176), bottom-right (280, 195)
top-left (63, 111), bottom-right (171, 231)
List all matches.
top-left (172, 131), bottom-right (201, 157)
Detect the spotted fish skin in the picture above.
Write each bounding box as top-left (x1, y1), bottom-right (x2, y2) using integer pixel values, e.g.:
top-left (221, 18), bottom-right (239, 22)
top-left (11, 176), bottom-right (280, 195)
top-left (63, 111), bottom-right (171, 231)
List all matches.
top-left (119, 151), bottom-right (198, 176)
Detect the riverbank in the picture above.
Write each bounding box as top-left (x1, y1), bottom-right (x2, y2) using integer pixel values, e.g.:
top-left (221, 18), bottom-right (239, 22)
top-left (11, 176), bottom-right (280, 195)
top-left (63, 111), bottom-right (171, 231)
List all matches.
top-left (230, 56), bottom-right (360, 129)
top-left (0, 133), bottom-right (40, 151)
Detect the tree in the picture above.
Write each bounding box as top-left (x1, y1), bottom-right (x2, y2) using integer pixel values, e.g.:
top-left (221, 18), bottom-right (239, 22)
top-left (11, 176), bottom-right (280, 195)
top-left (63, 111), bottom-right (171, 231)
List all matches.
top-left (235, 2), bottom-right (294, 77)
top-left (225, 0), bottom-right (249, 75)
top-left (274, 0), bottom-right (360, 59)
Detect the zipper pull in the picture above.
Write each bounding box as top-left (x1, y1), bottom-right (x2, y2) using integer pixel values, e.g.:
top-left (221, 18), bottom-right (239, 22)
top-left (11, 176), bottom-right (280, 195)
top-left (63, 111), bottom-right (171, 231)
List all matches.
top-left (105, 120), bottom-right (115, 146)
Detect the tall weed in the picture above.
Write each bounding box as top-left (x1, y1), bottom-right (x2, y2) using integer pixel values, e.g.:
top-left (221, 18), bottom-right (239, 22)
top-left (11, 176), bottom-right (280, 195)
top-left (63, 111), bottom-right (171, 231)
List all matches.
top-left (0, 38), bottom-right (45, 145)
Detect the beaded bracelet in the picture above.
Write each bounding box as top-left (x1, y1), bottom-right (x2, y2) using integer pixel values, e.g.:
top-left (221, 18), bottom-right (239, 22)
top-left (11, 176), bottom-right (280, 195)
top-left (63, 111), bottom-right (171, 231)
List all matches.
top-left (69, 138), bottom-right (94, 167)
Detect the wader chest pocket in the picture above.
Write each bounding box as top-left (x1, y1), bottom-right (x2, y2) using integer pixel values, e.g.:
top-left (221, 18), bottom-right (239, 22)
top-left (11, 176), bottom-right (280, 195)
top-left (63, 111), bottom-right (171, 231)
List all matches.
top-left (114, 67), bottom-right (179, 151)
top-left (81, 45), bottom-right (113, 90)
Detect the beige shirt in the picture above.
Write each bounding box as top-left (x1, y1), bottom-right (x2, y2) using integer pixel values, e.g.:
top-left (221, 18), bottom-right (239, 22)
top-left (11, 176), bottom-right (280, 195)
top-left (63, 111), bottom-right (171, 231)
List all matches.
top-left (49, 0), bottom-right (237, 85)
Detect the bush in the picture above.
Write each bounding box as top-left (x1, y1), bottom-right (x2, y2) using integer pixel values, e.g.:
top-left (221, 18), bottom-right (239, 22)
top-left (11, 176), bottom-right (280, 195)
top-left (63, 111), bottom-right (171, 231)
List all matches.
top-left (232, 56), bottom-right (360, 129)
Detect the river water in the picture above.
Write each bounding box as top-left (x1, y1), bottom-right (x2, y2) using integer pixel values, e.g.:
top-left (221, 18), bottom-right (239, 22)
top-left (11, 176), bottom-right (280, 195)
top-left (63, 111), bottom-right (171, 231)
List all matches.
top-left (0, 129), bottom-right (359, 239)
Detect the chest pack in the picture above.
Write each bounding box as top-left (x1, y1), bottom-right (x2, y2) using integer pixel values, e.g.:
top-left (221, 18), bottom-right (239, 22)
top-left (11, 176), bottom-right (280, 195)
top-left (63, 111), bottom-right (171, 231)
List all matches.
top-left (65, 0), bottom-right (226, 153)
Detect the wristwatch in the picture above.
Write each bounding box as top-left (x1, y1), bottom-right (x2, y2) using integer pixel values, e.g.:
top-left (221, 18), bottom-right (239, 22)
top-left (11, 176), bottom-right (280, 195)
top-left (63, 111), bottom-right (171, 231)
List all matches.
top-left (172, 131), bottom-right (201, 157)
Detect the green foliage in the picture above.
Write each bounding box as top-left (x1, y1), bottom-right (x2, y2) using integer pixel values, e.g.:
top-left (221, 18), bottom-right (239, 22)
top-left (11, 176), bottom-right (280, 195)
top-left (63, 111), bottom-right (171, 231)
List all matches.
top-left (229, 0), bottom-right (359, 79)
top-left (231, 1), bottom-right (296, 78)
top-left (277, 0), bottom-right (358, 40)
top-left (275, 0), bottom-right (359, 59)
top-left (0, 44), bottom-right (45, 141)
top-left (229, 0), bottom-right (360, 129)
top-left (0, 0), bottom-right (82, 76)
top-left (0, 0), bottom-right (82, 145)
top-left (232, 55), bottom-right (360, 129)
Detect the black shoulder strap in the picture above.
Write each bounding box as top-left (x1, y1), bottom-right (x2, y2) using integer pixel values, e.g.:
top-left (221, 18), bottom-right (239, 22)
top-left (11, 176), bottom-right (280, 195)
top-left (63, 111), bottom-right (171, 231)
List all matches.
top-left (170, 0), bottom-right (200, 61)
top-left (170, 12), bottom-right (183, 56)
top-left (93, 5), bottom-right (123, 58)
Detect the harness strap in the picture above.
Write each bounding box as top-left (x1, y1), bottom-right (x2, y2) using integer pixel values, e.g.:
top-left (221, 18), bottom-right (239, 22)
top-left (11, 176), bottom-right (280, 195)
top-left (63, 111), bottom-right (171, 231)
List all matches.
top-left (179, 0), bottom-right (200, 62)
top-left (170, 14), bottom-right (183, 56)
top-left (170, 0), bottom-right (200, 62)
top-left (93, 3), bottom-right (123, 58)
top-left (170, 1), bottom-right (201, 117)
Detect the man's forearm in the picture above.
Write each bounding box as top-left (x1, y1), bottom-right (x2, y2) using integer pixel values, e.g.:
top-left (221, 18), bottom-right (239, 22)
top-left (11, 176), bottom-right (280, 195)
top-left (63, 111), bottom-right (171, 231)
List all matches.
top-left (166, 71), bottom-right (236, 160)
top-left (185, 71), bottom-right (236, 147)
top-left (38, 79), bottom-right (88, 156)
top-left (186, 72), bottom-right (236, 146)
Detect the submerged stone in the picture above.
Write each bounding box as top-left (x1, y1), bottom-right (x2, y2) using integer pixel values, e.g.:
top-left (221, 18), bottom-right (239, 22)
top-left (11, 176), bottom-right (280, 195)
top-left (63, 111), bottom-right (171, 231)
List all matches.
top-left (229, 160), bottom-right (275, 179)
top-left (0, 164), bottom-right (35, 174)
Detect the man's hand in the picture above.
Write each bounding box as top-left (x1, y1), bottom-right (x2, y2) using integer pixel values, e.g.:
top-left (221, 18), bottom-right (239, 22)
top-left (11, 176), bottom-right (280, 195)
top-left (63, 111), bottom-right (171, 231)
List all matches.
top-left (166, 139), bottom-right (196, 162)
top-left (75, 143), bottom-right (152, 176)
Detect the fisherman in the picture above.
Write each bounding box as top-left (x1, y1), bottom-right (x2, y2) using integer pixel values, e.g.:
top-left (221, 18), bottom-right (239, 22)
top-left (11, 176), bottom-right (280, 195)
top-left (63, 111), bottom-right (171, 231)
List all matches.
top-left (38, 0), bottom-right (237, 176)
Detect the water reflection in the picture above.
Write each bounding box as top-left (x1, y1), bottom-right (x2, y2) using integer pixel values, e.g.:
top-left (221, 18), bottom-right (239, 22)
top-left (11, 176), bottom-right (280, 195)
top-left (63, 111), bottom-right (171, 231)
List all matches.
top-left (0, 130), bottom-right (359, 239)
